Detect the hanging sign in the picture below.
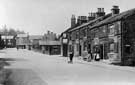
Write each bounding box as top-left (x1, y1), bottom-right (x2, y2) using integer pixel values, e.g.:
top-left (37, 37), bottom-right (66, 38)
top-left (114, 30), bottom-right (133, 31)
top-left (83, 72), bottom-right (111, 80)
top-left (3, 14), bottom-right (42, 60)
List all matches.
top-left (63, 39), bottom-right (68, 43)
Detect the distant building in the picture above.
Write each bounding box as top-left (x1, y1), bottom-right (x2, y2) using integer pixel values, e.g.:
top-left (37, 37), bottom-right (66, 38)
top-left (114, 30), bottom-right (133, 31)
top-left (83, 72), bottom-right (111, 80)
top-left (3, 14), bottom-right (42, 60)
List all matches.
top-left (1, 35), bottom-right (16, 48)
top-left (39, 40), bottom-right (61, 55)
top-left (39, 31), bottom-right (61, 55)
top-left (16, 34), bottom-right (29, 49)
top-left (28, 35), bottom-right (43, 50)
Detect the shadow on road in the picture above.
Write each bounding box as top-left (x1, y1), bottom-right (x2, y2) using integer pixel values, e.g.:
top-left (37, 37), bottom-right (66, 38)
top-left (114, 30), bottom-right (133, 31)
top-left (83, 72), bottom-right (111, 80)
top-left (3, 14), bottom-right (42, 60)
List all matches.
top-left (5, 68), bottom-right (48, 85)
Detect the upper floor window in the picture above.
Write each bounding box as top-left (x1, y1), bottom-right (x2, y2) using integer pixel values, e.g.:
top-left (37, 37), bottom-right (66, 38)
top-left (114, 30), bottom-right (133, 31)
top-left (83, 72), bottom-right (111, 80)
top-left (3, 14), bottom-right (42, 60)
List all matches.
top-left (109, 24), bottom-right (115, 36)
top-left (109, 22), bottom-right (121, 36)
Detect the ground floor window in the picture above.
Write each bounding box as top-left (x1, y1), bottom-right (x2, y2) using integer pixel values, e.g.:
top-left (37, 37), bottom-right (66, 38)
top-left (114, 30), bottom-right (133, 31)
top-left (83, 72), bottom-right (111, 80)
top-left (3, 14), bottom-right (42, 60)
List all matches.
top-left (109, 42), bottom-right (119, 53)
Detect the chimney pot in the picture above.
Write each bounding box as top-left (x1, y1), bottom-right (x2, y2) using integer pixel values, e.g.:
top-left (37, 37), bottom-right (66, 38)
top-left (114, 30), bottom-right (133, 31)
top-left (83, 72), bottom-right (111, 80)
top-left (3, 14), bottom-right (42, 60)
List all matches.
top-left (88, 12), bottom-right (96, 21)
top-left (111, 5), bottom-right (120, 15)
top-left (102, 8), bottom-right (104, 12)
top-left (77, 16), bottom-right (87, 25)
top-left (113, 6), bottom-right (119, 9)
top-left (97, 8), bottom-right (102, 12)
top-left (96, 8), bottom-right (105, 18)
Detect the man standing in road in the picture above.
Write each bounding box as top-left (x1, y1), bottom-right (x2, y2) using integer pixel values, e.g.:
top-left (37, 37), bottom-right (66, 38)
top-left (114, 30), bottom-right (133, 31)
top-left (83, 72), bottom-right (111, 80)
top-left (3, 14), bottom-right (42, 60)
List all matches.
top-left (68, 49), bottom-right (74, 63)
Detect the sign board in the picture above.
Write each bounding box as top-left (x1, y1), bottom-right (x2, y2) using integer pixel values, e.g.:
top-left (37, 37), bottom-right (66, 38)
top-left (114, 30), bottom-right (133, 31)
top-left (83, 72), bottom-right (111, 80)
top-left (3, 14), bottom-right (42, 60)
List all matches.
top-left (63, 39), bottom-right (68, 44)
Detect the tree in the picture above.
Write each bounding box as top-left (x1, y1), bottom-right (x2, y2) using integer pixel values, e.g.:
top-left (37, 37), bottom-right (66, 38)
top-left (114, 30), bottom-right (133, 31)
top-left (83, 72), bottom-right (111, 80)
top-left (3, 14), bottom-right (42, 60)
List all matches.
top-left (0, 25), bottom-right (26, 35)
top-left (8, 28), bottom-right (17, 35)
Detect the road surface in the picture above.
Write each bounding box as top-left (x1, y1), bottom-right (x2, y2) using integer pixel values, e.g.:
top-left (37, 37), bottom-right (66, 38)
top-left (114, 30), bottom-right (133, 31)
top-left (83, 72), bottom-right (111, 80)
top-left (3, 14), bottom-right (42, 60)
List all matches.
top-left (1, 48), bottom-right (135, 85)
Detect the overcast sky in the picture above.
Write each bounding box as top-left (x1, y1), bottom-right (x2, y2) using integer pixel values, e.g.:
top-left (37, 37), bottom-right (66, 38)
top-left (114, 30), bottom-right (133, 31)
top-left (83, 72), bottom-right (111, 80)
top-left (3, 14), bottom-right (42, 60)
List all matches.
top-left (0, 0), bottom-right (135, 35)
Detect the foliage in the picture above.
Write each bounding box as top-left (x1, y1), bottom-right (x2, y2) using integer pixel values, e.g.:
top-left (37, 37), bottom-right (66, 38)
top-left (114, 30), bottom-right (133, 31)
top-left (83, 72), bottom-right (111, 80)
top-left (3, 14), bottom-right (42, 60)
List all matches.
top-left (0, 25), bottom-right (25, 36)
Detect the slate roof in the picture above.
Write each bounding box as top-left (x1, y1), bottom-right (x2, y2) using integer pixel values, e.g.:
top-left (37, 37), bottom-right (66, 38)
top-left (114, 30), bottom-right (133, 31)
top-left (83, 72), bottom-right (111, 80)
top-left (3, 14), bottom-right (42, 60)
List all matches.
top-left (39, 40), bottom-right (61, 45)
top-left (91, 8), bottom-right (135, 28)
top-left (29, 35), bottom-right (43, 40)
top-left (62, 8), bottom-right (135, 34)
top-left (68, 13), bottom-right (112, 32)
top-left (17, 34), bottom-right (28, 37)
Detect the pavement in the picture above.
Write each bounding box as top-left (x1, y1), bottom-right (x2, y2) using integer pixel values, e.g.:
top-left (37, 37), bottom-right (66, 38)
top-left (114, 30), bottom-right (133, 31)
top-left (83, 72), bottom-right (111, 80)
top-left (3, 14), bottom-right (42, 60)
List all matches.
top-left (74, 57), bottom-right (135, 73)
top-left (0, 48), bottom-right (135, 85)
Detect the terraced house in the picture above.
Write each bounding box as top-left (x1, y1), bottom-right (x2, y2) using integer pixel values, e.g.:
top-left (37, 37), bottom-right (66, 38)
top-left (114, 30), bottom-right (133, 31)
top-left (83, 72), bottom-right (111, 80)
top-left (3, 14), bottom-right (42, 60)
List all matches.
top-left (61, 6), bottom-right (135, 65)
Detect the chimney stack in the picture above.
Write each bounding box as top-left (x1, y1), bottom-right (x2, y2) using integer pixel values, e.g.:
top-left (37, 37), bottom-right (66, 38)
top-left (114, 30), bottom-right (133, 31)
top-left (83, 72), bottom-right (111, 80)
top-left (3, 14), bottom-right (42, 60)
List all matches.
top-left (96, 8), bottom-right (105, 18)
top-left (77, 16), bottom-right (87, 25)
top-left (101, 8), bottom-right (104, 12)
top-left (98, 8), bottom-right (102, 12)
top-left (111, 6), bottom-right (120, 15)
top-left (88, 12), bottom-right (96, 21)
top-left (71, 14), bottom-right (76, 28)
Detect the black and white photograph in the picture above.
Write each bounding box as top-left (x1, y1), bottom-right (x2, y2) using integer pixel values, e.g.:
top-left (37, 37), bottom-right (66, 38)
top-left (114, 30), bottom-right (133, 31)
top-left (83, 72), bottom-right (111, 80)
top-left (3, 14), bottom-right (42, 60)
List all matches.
top-left (0, 0), bottom-right (135, 85)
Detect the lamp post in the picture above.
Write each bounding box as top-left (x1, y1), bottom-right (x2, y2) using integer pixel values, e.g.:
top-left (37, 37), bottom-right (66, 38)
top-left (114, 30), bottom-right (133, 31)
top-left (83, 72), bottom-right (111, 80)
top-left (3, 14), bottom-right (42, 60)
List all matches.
top-left (79, 29), bottom-right (81, 56)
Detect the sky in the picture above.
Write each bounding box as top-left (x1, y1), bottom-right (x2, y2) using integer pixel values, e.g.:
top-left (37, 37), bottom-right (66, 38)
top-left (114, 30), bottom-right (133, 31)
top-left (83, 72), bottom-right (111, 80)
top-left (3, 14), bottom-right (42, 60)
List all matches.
top-left (0, 0), bottom-right (135, 35)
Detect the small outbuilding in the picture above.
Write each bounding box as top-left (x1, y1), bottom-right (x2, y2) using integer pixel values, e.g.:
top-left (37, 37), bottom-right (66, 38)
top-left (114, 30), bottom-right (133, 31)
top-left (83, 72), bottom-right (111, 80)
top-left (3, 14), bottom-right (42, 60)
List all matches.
top-left (39, 41), bottom-right (61, 55)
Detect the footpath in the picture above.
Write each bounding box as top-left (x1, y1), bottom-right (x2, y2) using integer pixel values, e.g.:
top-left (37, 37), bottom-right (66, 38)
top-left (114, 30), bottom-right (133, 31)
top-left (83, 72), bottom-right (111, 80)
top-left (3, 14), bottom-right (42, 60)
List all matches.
top-left (53, 55), bottom-right (135, 73)
top-left (74, 57), bottom-right (135, 73)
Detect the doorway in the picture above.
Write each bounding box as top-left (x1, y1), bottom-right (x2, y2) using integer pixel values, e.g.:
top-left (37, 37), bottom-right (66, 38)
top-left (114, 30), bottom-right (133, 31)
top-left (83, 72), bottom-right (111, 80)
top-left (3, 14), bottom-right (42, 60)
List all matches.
top-left (63, 44), bottom-right (68, 57)
top-left (100, 44), bottom-right (104, 59)
top-left (79, 45), bottom-right (82, 56)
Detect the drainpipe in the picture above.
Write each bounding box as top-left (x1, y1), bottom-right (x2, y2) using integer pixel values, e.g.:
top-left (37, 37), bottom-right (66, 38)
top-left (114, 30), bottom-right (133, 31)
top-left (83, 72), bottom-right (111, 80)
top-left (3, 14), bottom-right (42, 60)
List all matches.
top-left (79, 28), bottom-right (81, 56)
top-left (86, 26), bottom-right (88, 51)
top-left (121, 20), bottom-right (124, 65)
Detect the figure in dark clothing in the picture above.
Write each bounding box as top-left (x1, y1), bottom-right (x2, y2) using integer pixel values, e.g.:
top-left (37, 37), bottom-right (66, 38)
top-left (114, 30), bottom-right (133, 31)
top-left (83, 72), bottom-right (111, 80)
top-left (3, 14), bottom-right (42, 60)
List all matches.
top-left (68, 50), bottom-right (74, 63)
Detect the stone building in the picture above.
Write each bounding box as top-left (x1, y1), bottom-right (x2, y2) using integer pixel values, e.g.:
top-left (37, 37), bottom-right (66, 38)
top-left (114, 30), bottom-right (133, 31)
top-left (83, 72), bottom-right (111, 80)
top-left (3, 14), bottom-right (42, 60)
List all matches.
top-left (61, 6), bottom-right (135, 65)
top-left (16, 34), bottom-right (29, 49)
